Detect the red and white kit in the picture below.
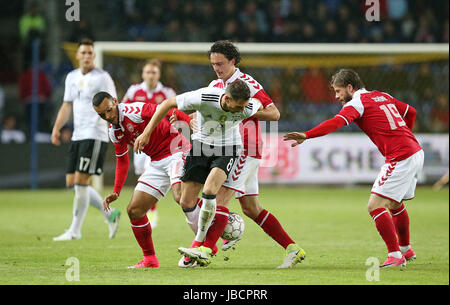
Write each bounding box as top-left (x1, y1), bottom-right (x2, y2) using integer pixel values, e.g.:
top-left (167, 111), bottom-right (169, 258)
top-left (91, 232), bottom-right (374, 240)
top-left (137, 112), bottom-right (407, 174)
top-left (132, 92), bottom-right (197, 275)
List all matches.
top-left (319, 89), bottom-right (424, 203)
top-left (110, 102), bottom-right (190, 200)
top-left (122, 81), bottom-right (177, 175)
top-left (209, 68), bottom-right (274, 198)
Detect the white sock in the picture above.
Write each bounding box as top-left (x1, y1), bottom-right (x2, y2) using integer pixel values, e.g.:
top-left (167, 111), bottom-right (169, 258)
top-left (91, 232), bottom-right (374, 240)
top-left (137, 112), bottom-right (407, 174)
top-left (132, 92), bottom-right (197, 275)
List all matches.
top-left (87, 186), bottom-right (112, 220)
top-left (184, 204), bottom-right (201, 234)
top-left (195, 194), bottom-right (216, 243)
top-left (400, 245), bottom-right (411, 253)
top-left (68, 184), bottom-right (90, 235)
top-left (388, 251), bottom-right (403, 259)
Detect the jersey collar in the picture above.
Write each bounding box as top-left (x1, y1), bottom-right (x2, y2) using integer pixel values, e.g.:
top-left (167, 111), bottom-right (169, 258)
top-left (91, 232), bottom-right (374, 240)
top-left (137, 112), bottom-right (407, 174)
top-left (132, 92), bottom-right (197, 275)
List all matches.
top-left (222, 68), bottom-right (241, 87)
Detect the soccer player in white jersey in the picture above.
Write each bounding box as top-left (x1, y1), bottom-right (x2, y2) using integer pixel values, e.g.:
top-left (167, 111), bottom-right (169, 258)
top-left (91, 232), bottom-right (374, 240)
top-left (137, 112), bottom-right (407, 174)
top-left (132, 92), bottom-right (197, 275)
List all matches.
top-left (51, 39), bottom-right (121, 241)
top-left (284, 69), bottom-right (423, 268)
top-left (122, 59), bottom-right (177, 228)
top-left (134, 80), bottom-right (264, 266)
top-left (180, 40), bottom-right (305, 269)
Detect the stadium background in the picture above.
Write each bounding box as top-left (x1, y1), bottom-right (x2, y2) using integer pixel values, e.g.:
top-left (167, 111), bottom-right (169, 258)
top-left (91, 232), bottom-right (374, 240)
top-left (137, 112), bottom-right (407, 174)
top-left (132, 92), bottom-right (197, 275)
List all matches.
top-left (0, 0), bottom-right (448, 189)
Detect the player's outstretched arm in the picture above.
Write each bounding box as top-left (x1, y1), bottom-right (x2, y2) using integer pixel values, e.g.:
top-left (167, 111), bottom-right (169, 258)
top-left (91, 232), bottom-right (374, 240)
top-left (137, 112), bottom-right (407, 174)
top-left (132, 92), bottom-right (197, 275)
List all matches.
top-left (134, 96), bottom-right (178, 153)
top-left (51, 102), bottom-right (72, 146)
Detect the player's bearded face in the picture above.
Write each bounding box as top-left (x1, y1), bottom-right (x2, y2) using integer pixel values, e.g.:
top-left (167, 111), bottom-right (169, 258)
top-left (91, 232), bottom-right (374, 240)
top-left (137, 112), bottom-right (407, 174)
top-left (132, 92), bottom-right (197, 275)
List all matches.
top-left (333, 85), bottom-right (353, 105)
top-left (95, 98), bottom-right (119, 125)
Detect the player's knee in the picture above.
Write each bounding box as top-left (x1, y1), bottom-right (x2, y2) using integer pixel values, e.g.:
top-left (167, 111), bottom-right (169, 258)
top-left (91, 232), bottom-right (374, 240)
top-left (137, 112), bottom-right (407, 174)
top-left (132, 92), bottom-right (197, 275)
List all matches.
top-left (172, 192), bottom-right (181, 205)
top-left (126, 204), bottom-right (144, 220)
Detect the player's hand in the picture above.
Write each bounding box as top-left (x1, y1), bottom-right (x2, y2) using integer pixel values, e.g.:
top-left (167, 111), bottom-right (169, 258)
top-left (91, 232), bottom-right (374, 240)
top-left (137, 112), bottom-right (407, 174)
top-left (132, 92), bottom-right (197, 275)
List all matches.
top-left (51, 129), bottom-right (61, 146)
top-left (103, 192), bottom-right (119, 211)
top-left (189, 118), bottom-right (198, 133)
top-left (134, 133), bottom-right (149, 154)
top-left (283, 132), bottom-right (307, 147)
top-left (169, 111), bottom-right (177, 124)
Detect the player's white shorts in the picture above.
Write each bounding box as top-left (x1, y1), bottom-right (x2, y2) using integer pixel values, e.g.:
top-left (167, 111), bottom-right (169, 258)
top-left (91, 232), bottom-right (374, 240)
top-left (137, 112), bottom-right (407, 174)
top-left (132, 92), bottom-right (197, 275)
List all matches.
top-left (222, 155), bottom-right (261, 199)
top-left (135, 151), bottom-right (185, 201)
top-left (371, 149), bottom-right (424, 203)
top-left (133, 151), bottom-right (150, 176)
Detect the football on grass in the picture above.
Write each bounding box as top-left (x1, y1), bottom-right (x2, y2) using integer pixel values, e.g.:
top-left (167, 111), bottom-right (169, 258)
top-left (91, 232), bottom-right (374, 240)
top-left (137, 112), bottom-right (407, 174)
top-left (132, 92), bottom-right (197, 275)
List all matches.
top-left (221, 212), bottom-right (245, 241)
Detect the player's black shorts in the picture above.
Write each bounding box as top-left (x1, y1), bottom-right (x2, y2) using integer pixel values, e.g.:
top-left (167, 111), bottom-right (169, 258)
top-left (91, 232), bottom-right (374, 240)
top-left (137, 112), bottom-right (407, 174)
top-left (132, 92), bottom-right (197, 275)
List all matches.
top-left (66, 139), bottom-right (109, 175)
top-left (181, 140), bottom-right (240, 184)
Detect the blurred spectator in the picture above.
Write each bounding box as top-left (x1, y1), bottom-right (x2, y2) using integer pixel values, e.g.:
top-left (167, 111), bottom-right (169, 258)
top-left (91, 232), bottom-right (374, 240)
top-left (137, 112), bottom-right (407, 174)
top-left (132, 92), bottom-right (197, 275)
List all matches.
top-left (387, 0), bottom-right (408, 20)
top-left (400, 13), bottom-right (416, 42)
top-left (1, 115), bottom-right (26, 144)
top-left (414, 16), bottom-right (436, 42)
top-left (18, 64), bottom-right (53, 134)
top-left (430, 93), bottom-right (449, 132)
top-left (19, 1), bottom-right (46, 67)
top-left (69, 20), bottom-right (95, 42)
top-left (300, 67), bottom-right (334, 104)
top-left (239, 1), bottom-right (269, 37)
top-left (19, 1), bottom-right (46, 45)
top-left (222, 20), bottom-right (241, 42)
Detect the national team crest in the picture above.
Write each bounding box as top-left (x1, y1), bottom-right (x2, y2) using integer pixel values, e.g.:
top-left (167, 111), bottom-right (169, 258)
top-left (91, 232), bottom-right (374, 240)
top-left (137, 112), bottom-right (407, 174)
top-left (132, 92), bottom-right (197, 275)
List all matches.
top-left (219, 115), bottom-right (227, 124)
top-left (126, 123), bottom-right (134, 132)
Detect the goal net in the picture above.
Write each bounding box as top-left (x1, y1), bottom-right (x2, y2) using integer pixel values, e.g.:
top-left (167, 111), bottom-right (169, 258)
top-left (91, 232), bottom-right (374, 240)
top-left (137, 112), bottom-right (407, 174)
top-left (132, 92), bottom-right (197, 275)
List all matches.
top-left (62, 42), bottom-right (448, 186)
top-left (63, 42), bottom-right (448, 133)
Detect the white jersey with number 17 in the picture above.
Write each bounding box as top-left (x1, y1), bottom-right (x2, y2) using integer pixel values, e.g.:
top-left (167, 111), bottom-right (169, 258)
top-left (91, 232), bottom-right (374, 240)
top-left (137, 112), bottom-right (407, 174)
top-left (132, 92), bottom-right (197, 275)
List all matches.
top-left (63, 67), bottom-right (117, 142)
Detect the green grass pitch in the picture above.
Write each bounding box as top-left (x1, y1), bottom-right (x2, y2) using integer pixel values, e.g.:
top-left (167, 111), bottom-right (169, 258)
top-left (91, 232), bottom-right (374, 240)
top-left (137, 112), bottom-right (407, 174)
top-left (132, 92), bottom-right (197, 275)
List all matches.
top-left (0, 186), bottom-right (448, 285)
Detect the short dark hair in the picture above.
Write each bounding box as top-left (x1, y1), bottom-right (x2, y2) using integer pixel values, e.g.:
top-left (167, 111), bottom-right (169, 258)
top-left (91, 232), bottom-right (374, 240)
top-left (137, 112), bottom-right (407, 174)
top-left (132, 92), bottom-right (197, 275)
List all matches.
top-left (208, 40), bottom-right (241, 66)
top-left (331, 69), bottom-right (365, 90)
top-left (92, 91), bottom-right (112, 107)
top-left (78, 38), bottom-right (94, 49)
top-left (226, 79), bottom-right (250, 102)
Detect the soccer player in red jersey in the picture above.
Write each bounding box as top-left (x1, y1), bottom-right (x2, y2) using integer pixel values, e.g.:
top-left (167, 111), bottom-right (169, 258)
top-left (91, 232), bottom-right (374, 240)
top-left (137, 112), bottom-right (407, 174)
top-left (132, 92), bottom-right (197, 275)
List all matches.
top-left (92, 91), bottom-right (192, 268)
top-left (122, 59), bottom-right (177, 228)
top-left (284, 69), bottom-right (424, 268)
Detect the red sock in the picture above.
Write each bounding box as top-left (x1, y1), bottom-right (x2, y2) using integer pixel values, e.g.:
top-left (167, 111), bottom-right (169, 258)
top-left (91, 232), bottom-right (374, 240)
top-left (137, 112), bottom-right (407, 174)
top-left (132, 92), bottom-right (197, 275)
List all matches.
top-left (369, 208), bottom-right (400, 253)
top-left (389, 204), bottom-right (410, 247)
top-left (203, 206), bottom-right (229, 250)
top-left (130, 215), bottom-right (155, 257)
top-left (254, 209), bottom-right (295, 249)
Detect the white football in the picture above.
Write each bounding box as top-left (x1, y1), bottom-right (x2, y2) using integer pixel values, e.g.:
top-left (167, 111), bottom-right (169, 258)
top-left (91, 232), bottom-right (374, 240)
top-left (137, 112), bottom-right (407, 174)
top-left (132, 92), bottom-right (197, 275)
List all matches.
top-left (221, 212), bottom-right (245, 241)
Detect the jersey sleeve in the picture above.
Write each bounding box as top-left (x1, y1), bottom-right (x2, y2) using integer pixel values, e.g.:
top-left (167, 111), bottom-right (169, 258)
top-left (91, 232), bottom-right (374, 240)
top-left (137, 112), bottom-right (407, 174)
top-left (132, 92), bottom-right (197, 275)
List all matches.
top-left (176, 89), bottom-right (203, 111)
top-left (103, 72), bottom-right (117, 99)
top-left (245, 98), bottom-right (262, 118)
top-left (253, 89), bottom-right (274, 108)
top-left (393, 98), bottom-right (417, 130)
top-left (337, 97), bottom-right (364, 125)
top-left (63, 73), bottom-right (76, 102)
top-left (112, 143), bottom-right (129, 195)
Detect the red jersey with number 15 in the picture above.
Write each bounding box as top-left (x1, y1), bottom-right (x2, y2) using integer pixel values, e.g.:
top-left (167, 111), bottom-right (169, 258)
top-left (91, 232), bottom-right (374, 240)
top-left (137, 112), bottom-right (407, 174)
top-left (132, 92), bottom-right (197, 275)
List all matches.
top-left (109, 102), bottom-right (190, 161)
top-left (209, 68), bottom-right (274, 159)
top-left (337, 89), bottom-right (422, 162)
